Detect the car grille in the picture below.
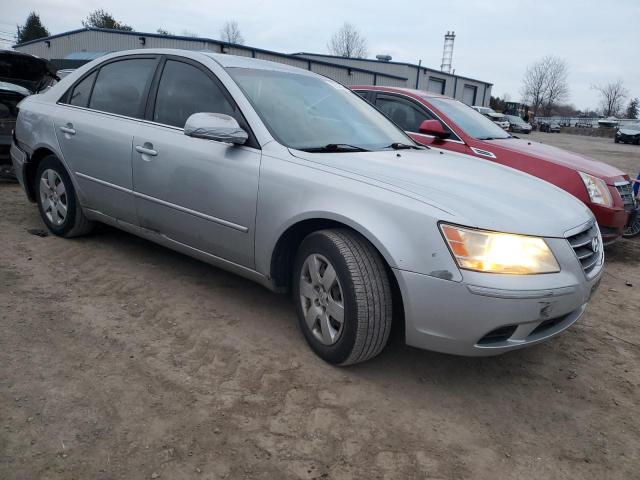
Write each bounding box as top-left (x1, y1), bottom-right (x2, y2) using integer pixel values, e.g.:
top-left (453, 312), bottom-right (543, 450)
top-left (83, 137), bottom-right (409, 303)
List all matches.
top-left (615, 182), bottom-right (636, 210)
top-left (567, 223), bottom-right (601, 275)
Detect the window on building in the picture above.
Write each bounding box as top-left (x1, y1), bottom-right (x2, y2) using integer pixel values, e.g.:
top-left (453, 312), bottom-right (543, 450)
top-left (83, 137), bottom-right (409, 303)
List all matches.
top-left (88, 58), bottom-right (156, 118)
top-left (427, 77), bottom-right (446, 95)
top-left (68, 71), bottom-right (97, 108)
top-left (153, 60), bottom-right (235, 128)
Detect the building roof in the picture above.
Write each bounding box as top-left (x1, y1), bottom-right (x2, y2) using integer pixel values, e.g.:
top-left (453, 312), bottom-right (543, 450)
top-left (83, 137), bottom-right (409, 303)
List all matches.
top-left (292, 51), bottom-right (493, 86)
top-left (13, 27), bottom-right (409, 82)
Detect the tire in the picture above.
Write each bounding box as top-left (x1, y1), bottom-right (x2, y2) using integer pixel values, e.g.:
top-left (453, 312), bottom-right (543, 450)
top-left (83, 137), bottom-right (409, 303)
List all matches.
top-left (293, 229), bottom-right (393, 365)
top-left (623, 217), bottom-right (640, 238)
top-left (35, 155), bottom-right (94, 237)
top-left (614, 137), bottom-right (620, 143)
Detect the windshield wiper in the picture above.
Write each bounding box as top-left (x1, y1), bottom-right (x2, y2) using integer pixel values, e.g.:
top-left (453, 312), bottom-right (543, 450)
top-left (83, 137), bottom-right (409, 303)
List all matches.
top-left (299, 143), bottom-right (371, 153)
top-left (385, 142), bottom-right (424, 150)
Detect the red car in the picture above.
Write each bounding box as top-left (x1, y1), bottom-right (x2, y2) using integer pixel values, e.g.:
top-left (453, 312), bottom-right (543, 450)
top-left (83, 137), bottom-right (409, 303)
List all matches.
top-left (353, 86), bottom-right (636, 244)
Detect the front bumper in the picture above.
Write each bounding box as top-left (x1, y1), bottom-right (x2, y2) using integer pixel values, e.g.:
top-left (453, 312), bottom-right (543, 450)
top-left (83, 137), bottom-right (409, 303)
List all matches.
top-left (591, 201), bottom-right (630, 245)
top-left (393, 235), bottom-right (603, 356)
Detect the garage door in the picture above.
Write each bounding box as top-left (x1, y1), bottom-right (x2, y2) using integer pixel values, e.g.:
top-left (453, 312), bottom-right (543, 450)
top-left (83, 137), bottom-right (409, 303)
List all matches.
top-left (462, 85), bottom-right (477, 105)
top-left (427, 77), bottom-right (445, 94)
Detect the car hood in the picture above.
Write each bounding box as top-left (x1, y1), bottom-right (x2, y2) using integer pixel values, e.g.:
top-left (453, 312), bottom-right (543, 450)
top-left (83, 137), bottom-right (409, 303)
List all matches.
top-left (0, 80), bottom-right (30, 97)
top-left (483, 138), bottom-right (625, 183)
top-left (290, 148), bottom-right (592, 238)
top-left (618, 127), bottom-right (640, 135)
top-left (0, 51), bottom-right (57, 93)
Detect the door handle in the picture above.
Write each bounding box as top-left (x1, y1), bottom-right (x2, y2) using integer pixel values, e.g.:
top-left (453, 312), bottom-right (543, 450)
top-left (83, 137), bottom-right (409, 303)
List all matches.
top-left (59, 124), bottom-right (76, 135)
top-left (135, 145), bottom-right (158, 157)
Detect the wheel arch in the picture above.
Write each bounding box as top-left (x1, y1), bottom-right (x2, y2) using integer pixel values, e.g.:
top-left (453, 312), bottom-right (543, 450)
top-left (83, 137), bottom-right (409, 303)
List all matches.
top-left (24, 147), bottom-right (58, 202)
top-left (268, 214), bottom-right (405, 333)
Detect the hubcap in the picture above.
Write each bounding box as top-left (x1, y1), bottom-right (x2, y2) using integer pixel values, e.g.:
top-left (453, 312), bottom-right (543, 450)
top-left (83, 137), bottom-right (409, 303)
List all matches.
top-left (39, 169), bottom-right (67, 226)
top-left (299, 253), bottom-right (345, 346)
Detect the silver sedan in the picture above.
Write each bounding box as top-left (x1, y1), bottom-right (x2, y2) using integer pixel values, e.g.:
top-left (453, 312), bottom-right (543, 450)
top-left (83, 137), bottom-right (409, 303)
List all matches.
top-left (11, 49), bottom-right (602, 364)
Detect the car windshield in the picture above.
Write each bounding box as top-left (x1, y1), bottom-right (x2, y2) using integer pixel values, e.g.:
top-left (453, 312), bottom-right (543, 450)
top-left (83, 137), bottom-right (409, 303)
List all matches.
top-left (622, 123), bottom-right (640, 130)
top-left (227, 67), bottom-right (411, 151)
top-left (430, 98), bottom-right (511, 140)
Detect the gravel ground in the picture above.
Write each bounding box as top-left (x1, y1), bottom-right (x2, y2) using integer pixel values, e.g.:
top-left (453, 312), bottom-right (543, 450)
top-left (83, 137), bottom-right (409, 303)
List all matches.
top-left (1, 133), bottom-right (639, 479)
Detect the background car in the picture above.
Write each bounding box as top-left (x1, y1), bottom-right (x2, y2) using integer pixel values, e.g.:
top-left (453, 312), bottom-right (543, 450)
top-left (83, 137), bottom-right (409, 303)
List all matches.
top-left (615, 123), bottom-right (640, 144)
top-left (505, 114), bottom-right (532, 134)
top-left (484, 111), bottom-right (510, 130)
top-left (471, 106), bottom-right (495, 115)
top-left (352, 85), bottom-right (635, 244)
top-left (539, 121), bottom-right (561, 133)
top-left (11, 49), bottom-right (602, 364)
top-left (0, 51), bottom-right (57, 173)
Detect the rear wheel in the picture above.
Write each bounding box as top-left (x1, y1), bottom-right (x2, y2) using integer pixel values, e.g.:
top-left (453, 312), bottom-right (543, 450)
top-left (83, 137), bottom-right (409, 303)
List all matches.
top-left (35, 155), bottom-right (94, 237)
top-left (293, 229), bottom-right (393, 365)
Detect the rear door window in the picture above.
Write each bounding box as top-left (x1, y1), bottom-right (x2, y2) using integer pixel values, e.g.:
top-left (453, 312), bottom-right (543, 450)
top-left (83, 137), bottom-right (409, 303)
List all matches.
top-left (88, 58), bottom-right (156, 118)
top-left (153, 60), bottom-right (235, 128)
top-left (68, 71), bottom-right (96, 108)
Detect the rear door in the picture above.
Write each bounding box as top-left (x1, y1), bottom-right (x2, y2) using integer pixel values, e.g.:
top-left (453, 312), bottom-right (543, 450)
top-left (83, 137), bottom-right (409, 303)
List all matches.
top-left (54, 56), bottom-right (158, 224)
top-left (132, 57), bottom-right (261, 268)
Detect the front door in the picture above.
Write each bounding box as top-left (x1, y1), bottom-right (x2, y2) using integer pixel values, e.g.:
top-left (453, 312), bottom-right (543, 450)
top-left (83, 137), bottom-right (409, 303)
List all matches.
top-left (132, 58), bottom-right (261, 268)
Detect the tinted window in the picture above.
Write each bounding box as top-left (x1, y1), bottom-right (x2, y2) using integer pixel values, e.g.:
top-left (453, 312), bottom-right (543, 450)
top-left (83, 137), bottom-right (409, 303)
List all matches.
top-left (89, 59), bottom-right (156, 118)
top-left (154, 60), bottom-right (235, 128)
top-left (377, 95), bottom-right (433, 132)
top-left (69, 71), bottom-right (96, 107)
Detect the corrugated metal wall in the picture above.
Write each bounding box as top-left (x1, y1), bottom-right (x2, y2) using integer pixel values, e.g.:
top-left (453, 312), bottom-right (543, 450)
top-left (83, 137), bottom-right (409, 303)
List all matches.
top-left (14, 29), bottom-right (406, 88)
top-left (295, 53), bottom-right (493, 106)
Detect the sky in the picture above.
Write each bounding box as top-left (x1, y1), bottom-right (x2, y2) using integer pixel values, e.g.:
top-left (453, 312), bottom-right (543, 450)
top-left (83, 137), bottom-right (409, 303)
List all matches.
top-left (1, 0), bottom-right (639, 110)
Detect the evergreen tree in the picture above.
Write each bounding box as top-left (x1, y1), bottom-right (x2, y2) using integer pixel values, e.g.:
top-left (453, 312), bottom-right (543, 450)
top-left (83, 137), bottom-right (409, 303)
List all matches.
top-left (16, 12), bottom-right (50, 44)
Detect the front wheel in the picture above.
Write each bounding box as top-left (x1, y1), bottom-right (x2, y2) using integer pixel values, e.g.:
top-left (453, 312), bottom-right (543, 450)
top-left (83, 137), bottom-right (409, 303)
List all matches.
top-left (293, 229), bottom-right (393, 365)
top-left (623, 215), bottom-right (640, 238)
top-left (35, 155), bottom-right (94, 237)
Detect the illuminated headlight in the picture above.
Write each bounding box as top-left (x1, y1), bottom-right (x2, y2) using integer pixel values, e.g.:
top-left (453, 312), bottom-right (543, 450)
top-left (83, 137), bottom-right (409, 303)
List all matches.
top-left (440, 224), bottom-right (560, 274)
top-left (579, 172), bottom-right (613, 207)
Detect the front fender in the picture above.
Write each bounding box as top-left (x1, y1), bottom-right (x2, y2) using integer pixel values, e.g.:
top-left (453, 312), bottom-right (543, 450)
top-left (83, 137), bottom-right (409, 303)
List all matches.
top-left (254, 153), bottom-right (462, 282)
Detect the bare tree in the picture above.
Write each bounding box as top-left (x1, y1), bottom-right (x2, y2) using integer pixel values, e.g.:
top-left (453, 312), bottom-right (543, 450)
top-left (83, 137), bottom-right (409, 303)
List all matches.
top-left (541, 57), bottom-right (569, 115)
top-left (327, 23), bottom-right (367, 58)
top-left (592, 80), bottom-right (628, 117)
top-left (520, 55), bottom-right (569, 116)
top-left (220, 20), bottom-right (244, 45)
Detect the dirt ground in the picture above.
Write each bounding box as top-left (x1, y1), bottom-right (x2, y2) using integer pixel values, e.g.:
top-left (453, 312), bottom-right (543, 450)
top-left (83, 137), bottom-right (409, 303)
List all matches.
top-left (1, 133), bottom-right (639, 480)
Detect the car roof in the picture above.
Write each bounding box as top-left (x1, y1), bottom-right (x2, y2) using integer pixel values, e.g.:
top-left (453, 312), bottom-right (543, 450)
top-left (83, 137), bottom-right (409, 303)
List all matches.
top-left (351, 85), bottom-right (451, 101)
top-left (100, 48), bottom-right (317, 76)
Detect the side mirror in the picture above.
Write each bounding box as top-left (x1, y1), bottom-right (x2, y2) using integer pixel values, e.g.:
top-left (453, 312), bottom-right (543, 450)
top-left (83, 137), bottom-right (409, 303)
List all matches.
top-left (184, 112), bottom-right (248, 145)
top-left (418, 119), bottom-right (450, 139)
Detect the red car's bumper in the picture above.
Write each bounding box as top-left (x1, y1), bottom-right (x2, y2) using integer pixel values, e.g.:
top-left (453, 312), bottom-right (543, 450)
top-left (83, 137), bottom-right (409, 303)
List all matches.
top-left (591, 204), bottom-right (629, 244)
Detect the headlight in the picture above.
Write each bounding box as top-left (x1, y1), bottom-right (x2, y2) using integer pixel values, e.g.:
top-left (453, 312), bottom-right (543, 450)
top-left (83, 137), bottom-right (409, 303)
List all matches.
top-left (578, 172), bottom-right (613, 207)
top-left (440, 224), bottom-right (560, 274)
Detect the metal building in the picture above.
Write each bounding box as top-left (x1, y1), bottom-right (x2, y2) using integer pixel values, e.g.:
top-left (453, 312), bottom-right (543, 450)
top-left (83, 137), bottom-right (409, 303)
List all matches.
top-left (13, 27), bottom-right (492, 106)
top-left (292, 53), bottom-right (492, 106)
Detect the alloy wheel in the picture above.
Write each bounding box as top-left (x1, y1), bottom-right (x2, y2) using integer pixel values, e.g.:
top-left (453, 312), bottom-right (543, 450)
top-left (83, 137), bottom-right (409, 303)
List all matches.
top-left (299, 253), bottom-right (345, 345)
top-left (39, 169), bottom-right (68, 226)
